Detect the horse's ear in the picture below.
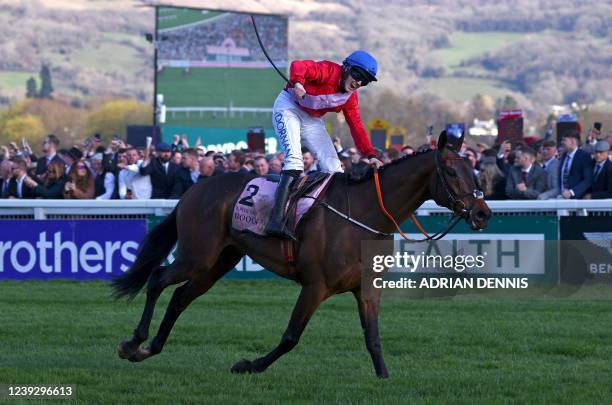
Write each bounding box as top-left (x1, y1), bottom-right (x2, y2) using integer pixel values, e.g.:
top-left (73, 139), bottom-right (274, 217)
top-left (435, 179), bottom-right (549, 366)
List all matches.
top-left (438, 130), bottom-right (448, 151)
top-left (453, 132), bottom-right (465, 151)
top-left (438, 129), bottom-right (464, 152)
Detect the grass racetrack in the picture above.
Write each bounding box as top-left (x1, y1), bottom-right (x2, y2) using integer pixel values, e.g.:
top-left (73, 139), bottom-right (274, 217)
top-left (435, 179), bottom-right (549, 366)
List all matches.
top-left (2, 280), bottom-right (612, 403)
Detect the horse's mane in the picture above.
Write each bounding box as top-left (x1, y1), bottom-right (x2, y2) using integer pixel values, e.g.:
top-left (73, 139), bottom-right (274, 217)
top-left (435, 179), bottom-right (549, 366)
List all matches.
top-left (340, 148), bottom-right (434, 185)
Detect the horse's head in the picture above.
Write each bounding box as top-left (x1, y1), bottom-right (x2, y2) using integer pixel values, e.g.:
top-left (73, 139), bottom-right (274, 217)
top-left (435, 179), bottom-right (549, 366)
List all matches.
top-left (429, 131), bottom-right (491, 230)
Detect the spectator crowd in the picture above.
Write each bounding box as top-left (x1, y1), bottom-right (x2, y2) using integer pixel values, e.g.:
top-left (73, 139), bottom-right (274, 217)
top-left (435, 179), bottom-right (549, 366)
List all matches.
top-left (159, 14), bottom-right (286, 63)
top-left (1, 124), bottom-right (611, 200)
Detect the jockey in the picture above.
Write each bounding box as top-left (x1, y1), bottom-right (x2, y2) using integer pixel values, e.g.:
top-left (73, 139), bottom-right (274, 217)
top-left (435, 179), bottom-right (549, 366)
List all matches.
top-left (265, 50), bottom-right (383, 240)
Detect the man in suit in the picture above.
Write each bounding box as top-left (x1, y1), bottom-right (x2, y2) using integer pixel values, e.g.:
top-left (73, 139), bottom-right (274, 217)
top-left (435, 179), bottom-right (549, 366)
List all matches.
top-left (537, 139), bottom-right (561, 199)
top-left (35, 134), bottom-right (62, 178)
top-left (252, 156), bottom-right (269, 177)
top-left (171, 148), bottom-right (200, 198)
top-left (557, 130), bottom-right (593, 199)
top-left (139, 142), bottom-right (181, 199)
top-left (0, 159), bottom-right (13, 198)
top-left (6, 158), bottom-right (37, 199)
top-left (197, 157), bottom-right (216, 181)
top-left (505, 147), bottom-right (548, 199)
top-left (586, 140), bottom-right (612, 199)
top-left (228, 150), bottom-right (249, 174)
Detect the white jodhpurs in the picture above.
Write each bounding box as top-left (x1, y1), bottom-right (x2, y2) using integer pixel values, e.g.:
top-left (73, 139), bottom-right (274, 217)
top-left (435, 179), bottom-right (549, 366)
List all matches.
top-left (272, 90), bottom-right (343, 173)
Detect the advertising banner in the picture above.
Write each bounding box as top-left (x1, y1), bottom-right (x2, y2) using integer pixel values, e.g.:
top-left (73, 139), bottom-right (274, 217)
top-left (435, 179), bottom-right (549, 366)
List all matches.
top-left (560, 216), bottom-right (612, 283)
top-left (400, 215), bottom-right (559, 282)
top-left (0, 220), bottom-right (147, 280)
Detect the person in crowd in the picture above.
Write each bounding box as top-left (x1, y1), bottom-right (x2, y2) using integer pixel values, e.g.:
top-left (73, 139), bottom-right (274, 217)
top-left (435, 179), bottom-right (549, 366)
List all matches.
top-left (171, 134), bottom-right (188, 153)
top-left (118, 147), bottom-right (151, 200)
top-left (463, 147), bottom-right (480, 183)
top-left (172, 151), bottom-right (183, 166)
top-left (6, 158), bottom-right (37, 199)
top-left (139, 142), bottom-right (181, 199)
top-left (198, 157), bottom-right (216, 180)
top-left (266, 50), bottom-right (383, 239)
top-left (478, 156), bottom-right (506, 200)
top-left (268, 157), bottom-right (282, 174)
top-left (302, 149), bottom-right (318, 175)
top-left (537, 140), bottom-right (560, 200)
top-left (90, 153), bottom-right (115, 200)
top-left (25, 161), bottom-right (67, 199)
top-left (558, 130), bottom-right (593, 199)
top-left (103, 137), bottom-right (122, 171)
top-left (496, 140), bottom-right (513, 175)
top-left (172, 148), bottom-right (200, 197)
top-left (583, 122), bottom-right (602, 154)
top-left (213, 154), bottom-right (227, 173)
top-left (64, 159), bottom-right (95, 199)
top-left (58, 147), bottom-right (83, 175)
top-left (253, 156), bottom-right (269, 177)
top-left (0, 159), bottom-right (13, 198)
top-left (505, 147), bottom-right (548, 199)
top-left (228, 150), bottom-right (248, 174)
top-left (586, 140), bottom-right (612, 199)
top-left (35, 134), bottom-right (62, 178)
top-left (401, 145), bottom-right (415, 156)
top-left (244, 159), bottom-right (255, 172)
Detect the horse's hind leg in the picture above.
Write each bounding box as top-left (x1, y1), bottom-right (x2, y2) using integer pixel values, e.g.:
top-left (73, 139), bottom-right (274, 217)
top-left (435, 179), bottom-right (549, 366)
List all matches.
top-left (128, 246), bottom-right (244, 362)
top-left (231, 284), bottom-right (328, 374)
top-left (117, 263), bottom-right (190, 360)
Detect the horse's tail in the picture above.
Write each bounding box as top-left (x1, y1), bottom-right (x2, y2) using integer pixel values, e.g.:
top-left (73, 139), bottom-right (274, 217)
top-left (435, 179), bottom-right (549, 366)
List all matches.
top-left (112, 206), bottom-right (178, 300)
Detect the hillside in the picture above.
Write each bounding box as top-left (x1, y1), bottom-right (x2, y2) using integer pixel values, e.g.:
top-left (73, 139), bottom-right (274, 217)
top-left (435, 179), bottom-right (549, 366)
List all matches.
top-left (0, 0), bottom-right (610, 116)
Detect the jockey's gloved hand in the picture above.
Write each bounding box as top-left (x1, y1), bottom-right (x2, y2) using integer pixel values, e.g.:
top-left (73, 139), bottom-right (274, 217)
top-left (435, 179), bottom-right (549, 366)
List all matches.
top-left (293, 82), bottom-right (307, 99)
top-left (368, 157), bottom-right (383, 170)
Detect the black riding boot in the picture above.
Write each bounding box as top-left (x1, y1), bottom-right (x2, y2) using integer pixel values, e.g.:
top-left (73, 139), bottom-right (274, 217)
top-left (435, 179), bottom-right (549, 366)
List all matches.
top-left (265, 171), bottom-right (299, 240)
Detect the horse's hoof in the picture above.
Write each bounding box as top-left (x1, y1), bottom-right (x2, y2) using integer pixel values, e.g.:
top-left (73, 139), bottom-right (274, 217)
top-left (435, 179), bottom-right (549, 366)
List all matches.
top-left (117, 341), bottom-right (138, 360)
top-left (128, 347), bottom-right (151, 363)
top-left (377, 369), bottom-right (390, 379)
top-left (231, 359), bottom-right (254, 374)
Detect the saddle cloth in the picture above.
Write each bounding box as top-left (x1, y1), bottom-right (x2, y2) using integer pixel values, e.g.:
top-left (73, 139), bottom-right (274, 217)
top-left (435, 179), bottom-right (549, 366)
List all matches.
top-left (232, 173), bottom-right (333, 236)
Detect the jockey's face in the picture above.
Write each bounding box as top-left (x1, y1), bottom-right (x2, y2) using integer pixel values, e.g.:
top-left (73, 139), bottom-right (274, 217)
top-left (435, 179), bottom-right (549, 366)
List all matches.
top-left (343, 74), bottom-right (362, 92)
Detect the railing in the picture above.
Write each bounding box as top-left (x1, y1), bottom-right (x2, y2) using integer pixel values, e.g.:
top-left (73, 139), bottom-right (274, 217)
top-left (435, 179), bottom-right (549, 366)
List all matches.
top-left (0, 199), bottom-right (610, 220)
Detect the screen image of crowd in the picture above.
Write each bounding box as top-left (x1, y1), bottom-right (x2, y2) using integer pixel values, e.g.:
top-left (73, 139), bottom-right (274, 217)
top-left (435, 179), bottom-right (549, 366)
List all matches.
top-left (158, 13), bottom-right (287, 64)
top-left (1, 124), bottom-right (611, 201)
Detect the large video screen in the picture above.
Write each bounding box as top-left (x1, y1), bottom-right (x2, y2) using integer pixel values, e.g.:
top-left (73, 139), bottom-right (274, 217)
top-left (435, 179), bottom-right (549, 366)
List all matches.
top-left (155, 7), bottom-right (288, 152)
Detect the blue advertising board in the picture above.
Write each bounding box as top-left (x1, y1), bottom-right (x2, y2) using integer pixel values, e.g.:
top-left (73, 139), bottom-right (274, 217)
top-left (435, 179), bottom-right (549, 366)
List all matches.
top-left (0, 220), bottom-right (147, 280)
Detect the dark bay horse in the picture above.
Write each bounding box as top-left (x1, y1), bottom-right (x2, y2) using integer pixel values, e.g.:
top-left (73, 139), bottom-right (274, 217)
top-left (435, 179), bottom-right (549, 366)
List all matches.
top-left (113, 131), bottom-right (491, 378)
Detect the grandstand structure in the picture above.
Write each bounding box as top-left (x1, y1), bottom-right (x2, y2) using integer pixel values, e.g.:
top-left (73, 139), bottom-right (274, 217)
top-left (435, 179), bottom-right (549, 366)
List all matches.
top-left (155, 7), bottom-right (288, 150)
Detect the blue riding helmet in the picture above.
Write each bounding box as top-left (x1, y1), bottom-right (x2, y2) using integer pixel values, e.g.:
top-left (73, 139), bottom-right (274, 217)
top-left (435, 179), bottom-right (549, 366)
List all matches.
top-left (343, 50), bottom-right (378, 82)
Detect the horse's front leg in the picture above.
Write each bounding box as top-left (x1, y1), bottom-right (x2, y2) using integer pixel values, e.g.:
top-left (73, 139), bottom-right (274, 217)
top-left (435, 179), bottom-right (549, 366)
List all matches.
top-left (353, 288), bottom-right (389, 378)
top-left (231, 283), bottom-right (328, 374)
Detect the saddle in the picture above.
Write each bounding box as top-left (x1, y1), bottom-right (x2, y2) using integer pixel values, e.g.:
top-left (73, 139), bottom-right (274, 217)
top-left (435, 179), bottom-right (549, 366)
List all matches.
top-left (232, 172), bottom-right (333, 237)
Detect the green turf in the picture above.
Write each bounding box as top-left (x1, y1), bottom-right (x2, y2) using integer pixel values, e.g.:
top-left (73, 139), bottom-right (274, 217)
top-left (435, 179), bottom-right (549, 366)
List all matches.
top-left (1, 280), bottom-right (611, 404)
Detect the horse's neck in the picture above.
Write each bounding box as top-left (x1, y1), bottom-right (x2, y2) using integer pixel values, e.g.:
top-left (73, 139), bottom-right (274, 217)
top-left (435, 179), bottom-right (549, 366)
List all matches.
top-left (351, 152), bottom-right (435, 233)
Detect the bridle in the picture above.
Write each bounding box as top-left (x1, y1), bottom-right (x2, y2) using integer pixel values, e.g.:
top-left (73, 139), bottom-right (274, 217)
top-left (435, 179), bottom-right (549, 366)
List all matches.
top-left (434, 149), bottom-right (484, 220)
top-left (314, 149), bottom-right (484, 242)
